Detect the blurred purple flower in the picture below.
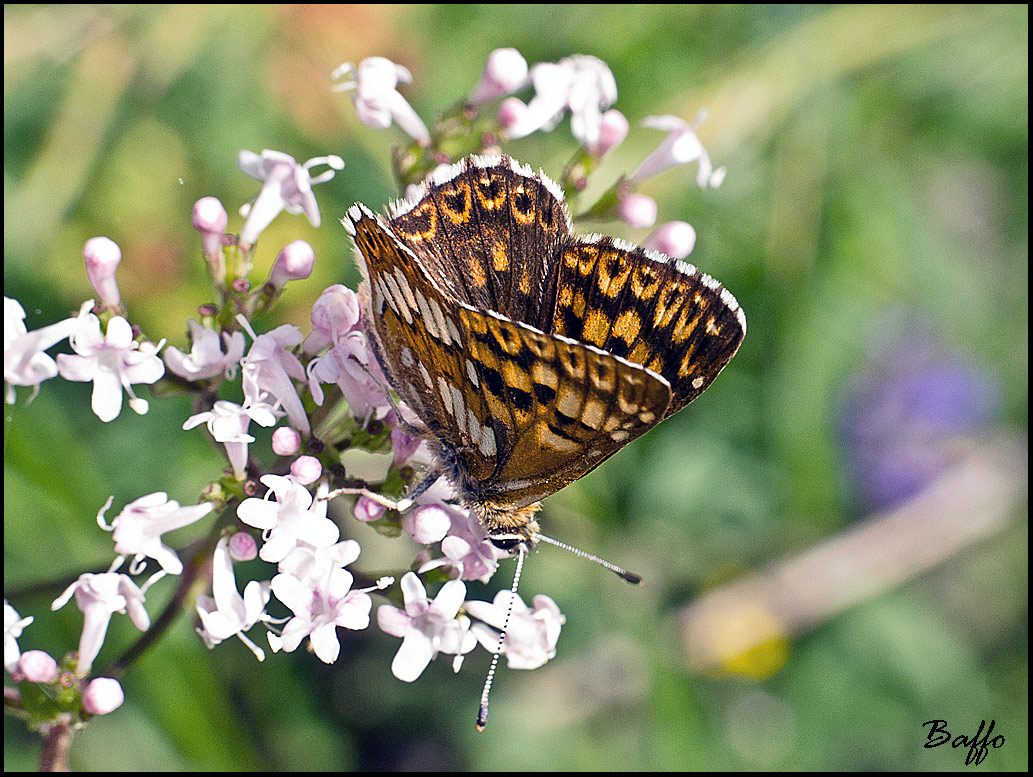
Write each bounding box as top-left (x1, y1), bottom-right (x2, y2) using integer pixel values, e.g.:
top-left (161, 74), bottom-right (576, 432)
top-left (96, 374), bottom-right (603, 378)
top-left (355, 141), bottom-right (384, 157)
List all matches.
top-left (839, 322), bottom-right (1000, 511)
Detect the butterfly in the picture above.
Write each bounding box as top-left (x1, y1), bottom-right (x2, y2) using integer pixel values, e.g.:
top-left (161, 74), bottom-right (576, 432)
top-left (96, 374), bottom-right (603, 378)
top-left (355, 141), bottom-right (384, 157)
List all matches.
top-left (344, 155), bottom-right (745, 554)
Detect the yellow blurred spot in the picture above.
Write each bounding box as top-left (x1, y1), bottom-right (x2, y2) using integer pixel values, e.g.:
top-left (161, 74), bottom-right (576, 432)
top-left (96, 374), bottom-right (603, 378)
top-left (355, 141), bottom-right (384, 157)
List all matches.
top-left (683, 596), bottom-right (790, 681)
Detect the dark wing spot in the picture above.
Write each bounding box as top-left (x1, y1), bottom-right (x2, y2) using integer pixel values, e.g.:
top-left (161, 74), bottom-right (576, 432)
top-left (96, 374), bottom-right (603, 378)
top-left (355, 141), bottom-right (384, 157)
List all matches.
top-left (509, 387), bottom-right (534, 412)
top-left (482, 366), bottom-right (506, 397)
top-left (533, 383), bottom-right (557, 404)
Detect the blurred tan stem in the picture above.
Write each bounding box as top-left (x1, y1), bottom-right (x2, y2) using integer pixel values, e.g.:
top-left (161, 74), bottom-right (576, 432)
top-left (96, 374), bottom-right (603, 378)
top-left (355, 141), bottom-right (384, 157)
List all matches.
top-left (681, 433), bottom-right (1028, 673)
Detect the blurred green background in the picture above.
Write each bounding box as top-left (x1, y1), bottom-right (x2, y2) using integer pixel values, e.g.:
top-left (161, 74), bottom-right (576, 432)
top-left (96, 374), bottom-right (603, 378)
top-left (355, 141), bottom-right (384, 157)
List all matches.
top-left (4, 4), bottom-right (1027, 771)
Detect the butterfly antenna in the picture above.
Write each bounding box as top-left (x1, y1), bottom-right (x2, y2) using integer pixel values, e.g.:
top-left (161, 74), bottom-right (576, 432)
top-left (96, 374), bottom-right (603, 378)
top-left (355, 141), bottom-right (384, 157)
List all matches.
top-left (476, 544), bottom-right (526, 731)
top-left (536, 533), bottom-right (643, 585)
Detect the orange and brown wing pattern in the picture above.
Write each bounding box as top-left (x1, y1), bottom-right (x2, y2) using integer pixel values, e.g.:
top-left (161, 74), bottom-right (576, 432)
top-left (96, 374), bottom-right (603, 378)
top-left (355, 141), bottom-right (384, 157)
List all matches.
top-left (540, 236), bottom-right (746, 419)
top-left (348, 154), bottom-right (746, 538)
top-left (347, 202), bottom-right (672, 511)
top-left (457, 305), bottom-right (672, 509)
top-left (346, 203), bottom-right (498, 482)
top-left (386, 156), bottom-right (570, 323)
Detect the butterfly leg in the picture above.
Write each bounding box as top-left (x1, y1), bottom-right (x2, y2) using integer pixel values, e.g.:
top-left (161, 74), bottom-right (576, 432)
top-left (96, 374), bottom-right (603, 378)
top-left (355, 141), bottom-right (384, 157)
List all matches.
top-left (323, 469), bottom-right (442, 513)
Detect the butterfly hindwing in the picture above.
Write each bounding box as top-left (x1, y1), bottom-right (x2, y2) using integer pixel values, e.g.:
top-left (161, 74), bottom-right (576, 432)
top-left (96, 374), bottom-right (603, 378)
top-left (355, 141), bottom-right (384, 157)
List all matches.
top-left (541, 236), bottom-right (746, 419)
top-left (457, 305), bottom-right (672, 509)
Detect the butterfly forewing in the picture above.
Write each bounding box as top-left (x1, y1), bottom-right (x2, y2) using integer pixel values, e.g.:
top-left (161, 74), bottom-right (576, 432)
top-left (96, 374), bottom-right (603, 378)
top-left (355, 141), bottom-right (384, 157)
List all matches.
top-left (348, 204), bottom-right (493, 467)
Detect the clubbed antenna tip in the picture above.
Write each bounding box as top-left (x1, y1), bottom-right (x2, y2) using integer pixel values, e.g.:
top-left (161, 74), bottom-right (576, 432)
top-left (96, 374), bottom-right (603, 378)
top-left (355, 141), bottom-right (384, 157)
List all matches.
top-left (537, 533), bottom-right (643, 585)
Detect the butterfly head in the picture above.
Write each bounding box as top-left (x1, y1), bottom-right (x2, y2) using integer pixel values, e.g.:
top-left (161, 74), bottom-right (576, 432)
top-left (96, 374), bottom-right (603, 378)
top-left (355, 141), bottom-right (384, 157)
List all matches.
top-left (473, 500), bottom-right (542, 554)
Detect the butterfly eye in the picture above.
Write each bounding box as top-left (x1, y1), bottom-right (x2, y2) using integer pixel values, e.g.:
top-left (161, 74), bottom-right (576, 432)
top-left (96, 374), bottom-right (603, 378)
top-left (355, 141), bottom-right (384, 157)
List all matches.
top-left (488, 536), bottom-right (524, 552)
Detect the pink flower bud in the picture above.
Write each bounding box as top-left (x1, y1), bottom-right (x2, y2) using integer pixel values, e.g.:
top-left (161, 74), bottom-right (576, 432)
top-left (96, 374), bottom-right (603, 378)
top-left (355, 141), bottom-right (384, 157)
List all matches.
top-left (18, 650), bottom-right (58, 683)
top-left (354, 495), bottom-right (386, 522)
top-left (268, 240), bottom-right (315, 287)
top-left (618, 193), bottom-right (658, 229)
top-left (290, 455), bottom-right (322, 485)
top-left (643, 221), bottom-right (697, 259)
top-left (83, 237), bottom-right (122, 309)
top-left (271, 426), bottom-right (302, 456)
top-left (82, 677), bottom-right (124, 715)
top-left (497, 97), bottom-right (529, 133)
top-left (404, 504), bottom-right (451, 545)
top-left (192, 197), bottom-right (228, 261)
top-left (227, 531), bottom-right (258, 562)
top-left (469, 48), bottom-right (528, 106)
top-left (303, 284), bottom-right (362, 354)
top-left (590, 109), bottom-right (629, 157)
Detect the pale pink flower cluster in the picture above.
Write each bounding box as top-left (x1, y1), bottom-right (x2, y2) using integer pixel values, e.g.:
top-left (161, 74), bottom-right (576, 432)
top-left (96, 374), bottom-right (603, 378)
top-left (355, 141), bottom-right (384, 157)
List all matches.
top-left (497, 53), bottom-right (619, 154)
top-left (305, 285), bottom-right (390, 420)
top-left (462, 49), bottom-right (723, 254)
top-left (5, 598), bottom-right (125, 715)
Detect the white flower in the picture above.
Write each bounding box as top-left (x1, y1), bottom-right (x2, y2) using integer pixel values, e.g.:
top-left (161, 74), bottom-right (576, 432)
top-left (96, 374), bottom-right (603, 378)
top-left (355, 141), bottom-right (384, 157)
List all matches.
top-left (56, 309), bottom-right (165, 422)
top-left (276, 540), bottom-right (361, 587)
top-left (240, 323), bottom-right (309, 434)
top-left (4, 297), bottom-right (83, 404)
top-left (183, 378), bottom-right (280, 479)
top-left (270, 567), bottom-right (372, 664)
top-left (237, 149), bottom-right (344, 246)
top-left (503, 55), bottom-right (617, 151)
top-left (466, 591), bottom-right (565, 670)
top-left (4, 600), bottom-right (34, 673)
top-left (376, 572), bottom-right (476, 682)
top-left (51, 573), bottom-right (150, 674)
top-left (631, 113), bottom-right (725, 188)
top-left (332, 57), bottom-right (430, 145)
top-left (196, 536), bottom-right (272, 661)
top-left (164, 319), bottom-right (245, 382)
top-left (97, 492), bottom-right (214, 576)
top-left (236, 475), bottom-right (339, 564)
